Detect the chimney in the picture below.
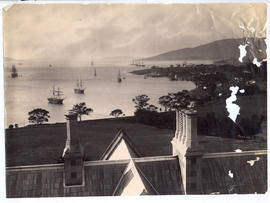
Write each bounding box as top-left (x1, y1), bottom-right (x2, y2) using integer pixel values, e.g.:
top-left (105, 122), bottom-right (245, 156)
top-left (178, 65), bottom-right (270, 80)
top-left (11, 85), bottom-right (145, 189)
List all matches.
top-left (171, 108), bottom-right (203, 194)
top-left (62, 113), bottom-right (85, 187)
top-left (184, 109), bottom-right (198, 149)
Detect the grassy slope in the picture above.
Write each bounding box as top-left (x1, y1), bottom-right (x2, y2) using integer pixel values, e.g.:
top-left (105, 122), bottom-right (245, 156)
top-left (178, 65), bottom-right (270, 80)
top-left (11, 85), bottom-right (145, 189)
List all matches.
top-left (5, 117), bottom-right (174, 167)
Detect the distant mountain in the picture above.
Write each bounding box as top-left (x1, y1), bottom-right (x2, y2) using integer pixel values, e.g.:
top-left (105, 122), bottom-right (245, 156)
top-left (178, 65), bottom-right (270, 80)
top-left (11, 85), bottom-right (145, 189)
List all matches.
top-left (145, 38), bottom-right (266, 63)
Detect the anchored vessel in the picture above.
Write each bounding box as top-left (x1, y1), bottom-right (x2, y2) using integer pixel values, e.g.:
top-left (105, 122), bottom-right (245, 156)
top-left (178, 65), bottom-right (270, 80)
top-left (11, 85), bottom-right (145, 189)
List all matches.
top-left (74, 78), bottom-right (85, 94)
top-left (11, 65), bottom-right (18, 78)
top-left (48, 85), bottom-right (64, 104)
top-left (117, 70), bottom-right (122, 83)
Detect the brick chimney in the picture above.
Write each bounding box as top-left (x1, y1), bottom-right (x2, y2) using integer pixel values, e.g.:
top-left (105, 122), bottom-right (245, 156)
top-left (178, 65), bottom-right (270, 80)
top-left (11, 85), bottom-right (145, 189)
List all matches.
top-left (62, 113), bottom-right (85, 186)
top-left (171, 108), bottom-right (203, 194)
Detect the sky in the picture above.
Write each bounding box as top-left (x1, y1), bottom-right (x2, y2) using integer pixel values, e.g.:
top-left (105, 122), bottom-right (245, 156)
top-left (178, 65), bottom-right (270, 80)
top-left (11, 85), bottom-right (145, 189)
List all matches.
top-left (3, 3), bottom-right (267, 62)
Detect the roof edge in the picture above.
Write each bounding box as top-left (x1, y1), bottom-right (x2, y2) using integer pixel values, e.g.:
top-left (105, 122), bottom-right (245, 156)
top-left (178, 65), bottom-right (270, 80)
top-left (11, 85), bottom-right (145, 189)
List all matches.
top-left (202, 150), bottom-right (267, 159)
top-left (6, 155), bottom-right (178, 172)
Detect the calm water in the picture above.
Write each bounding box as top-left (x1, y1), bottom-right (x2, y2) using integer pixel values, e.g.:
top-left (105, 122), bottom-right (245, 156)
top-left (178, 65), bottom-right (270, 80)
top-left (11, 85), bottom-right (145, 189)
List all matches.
top-left (4, 63), bottom-right (196, 127)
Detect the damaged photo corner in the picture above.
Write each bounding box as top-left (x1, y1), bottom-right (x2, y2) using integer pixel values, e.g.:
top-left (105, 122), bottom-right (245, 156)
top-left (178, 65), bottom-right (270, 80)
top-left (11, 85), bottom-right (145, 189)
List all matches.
top-left (0, 0), bottom-right (269, 203)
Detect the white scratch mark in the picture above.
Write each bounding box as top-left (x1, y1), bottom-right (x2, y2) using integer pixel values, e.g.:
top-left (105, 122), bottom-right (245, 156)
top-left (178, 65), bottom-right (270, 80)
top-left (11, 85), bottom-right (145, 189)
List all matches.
top-left (226, 86), bottom-right (240, 122)
top-left (238, 44), bottom-right (248, 63)
top-left (234, 149), bottom-right (242, 153)
top-left (239, 25), bottom-right (245, 30)
top-left (247, 157), bottom-right (260, 166)
top-left (252, 58), bottom-right (262, 67)
top-left (210, 192), bottom-right (220, 194)
top-left (249, 27), bottom-right (256, 34)
top-left (238, 44), bottom-right (247, 63)
top-left (239, 89), bottom-right (245, 93)
top-left (228, 170), bottom-right (234, 178)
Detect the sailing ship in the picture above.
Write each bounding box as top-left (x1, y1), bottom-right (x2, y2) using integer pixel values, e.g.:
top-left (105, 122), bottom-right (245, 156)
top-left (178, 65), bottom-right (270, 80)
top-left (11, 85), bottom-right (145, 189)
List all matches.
top-left (140, 59), bottom-right (145, 67)
top-left (48, 85), bottom-right (65, 104)
top-left (94, 68), bottom-right (97, 77)
top-left (130, 60), bottom-right (136, 65)
top-left (74, 78), bottom-right (85, 94)
top-left (117, 70), bottom-right (122, 83)
top-left (132, 59), bottom-right (145, 67)
top-left (11, 64), bottom-right (18, 78)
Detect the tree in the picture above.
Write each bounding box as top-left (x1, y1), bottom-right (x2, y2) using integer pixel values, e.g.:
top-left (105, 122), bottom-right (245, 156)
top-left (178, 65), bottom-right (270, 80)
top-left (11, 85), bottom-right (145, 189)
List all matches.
top-left (28, 108), bottom-right (50, 124)
top-left (132, 94), bottom-right (150, 110)
top-left (158, 95), bottom-right (172, 111)
top-left (146, 104), bottom-right (158, 112)
top-left (69, 102), bottom-right (93, 121)
top-left (110, 109), bottom-right (123, 118)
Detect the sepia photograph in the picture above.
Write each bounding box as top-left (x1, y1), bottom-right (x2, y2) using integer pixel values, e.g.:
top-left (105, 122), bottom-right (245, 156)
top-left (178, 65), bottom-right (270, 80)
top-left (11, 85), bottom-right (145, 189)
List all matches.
top-left (2, 2), bottom-right (267, 197)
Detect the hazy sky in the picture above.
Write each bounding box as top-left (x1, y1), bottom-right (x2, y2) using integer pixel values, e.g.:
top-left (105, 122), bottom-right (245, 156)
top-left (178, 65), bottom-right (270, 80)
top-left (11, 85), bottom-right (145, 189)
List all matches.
top-left (3, 3), bottom-right (267, 61)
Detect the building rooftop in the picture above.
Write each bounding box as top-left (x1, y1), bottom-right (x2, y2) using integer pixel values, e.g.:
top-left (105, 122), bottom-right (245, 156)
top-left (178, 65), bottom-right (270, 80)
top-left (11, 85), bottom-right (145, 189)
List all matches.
top-left (6, 156), bottom-right (183, 197)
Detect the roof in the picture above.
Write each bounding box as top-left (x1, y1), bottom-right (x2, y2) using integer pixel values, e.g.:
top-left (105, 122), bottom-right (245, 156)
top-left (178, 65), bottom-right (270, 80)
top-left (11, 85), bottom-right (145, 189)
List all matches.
top-left (112, 159), bottom-right (159, 195)
top-left (6, 156), bottom-right (184, 197)
top-left (201, 152), bottom-right (267, 194)
top-left (100, 129), bottom-right (142, 160)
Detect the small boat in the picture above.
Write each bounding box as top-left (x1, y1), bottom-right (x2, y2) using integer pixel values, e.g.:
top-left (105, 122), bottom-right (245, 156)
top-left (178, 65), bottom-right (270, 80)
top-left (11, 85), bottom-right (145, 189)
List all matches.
top-left (91, 61), bottom-right (94, 66)
top-left (117, 70), bottom-right (122, 83)
top-left (94, 68), bottom-right (97, 77)
top-left (48, 85), bottom-right (65, 104)
top-left (74, 78), bottom-right (85, 94)
top-left (11, 65), bottom-right (18, 78)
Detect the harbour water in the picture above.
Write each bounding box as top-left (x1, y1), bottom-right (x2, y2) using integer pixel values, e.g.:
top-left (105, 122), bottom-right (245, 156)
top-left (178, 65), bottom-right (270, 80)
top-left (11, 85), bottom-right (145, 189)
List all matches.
top-left (4, 63), bottom-right (196, 128)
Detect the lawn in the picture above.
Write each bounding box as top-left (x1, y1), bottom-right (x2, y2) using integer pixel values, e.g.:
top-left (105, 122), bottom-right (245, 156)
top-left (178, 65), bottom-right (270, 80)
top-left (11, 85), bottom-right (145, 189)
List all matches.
top-left (5, 117), bottom-right (175, 167)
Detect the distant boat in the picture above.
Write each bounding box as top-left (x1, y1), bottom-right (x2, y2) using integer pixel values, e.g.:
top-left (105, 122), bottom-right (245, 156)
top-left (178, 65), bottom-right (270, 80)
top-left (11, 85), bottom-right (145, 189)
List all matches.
top-left (133, 59), bottom-right (145, 67)
top-left (11, 64), bottom-right (18, 78)
top-left (49, 64), bottom-right (52, 68)
top-left (48, 85), bottom-right (65, 104)
top-left (74, 77), bottom-right (85, 94)
top-left (117, 70), bottom-right (122, 83)
top-left (91, 61), bottom-right (94, 66)
top-left (130, 59), bottom-right (136, 65)
top-left (94, 68), bottom-right (97, 77)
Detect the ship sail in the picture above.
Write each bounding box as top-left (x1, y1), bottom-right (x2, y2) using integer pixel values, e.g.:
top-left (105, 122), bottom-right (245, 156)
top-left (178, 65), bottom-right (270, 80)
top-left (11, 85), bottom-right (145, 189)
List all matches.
top-left (48, 84), bottom-right (65, 104)
top-left (74, 77), bottom-right (85, 94)
top-left (117, 70), bottom-right (122, 83)
top-left (11, 64), bottom-right (18, 78)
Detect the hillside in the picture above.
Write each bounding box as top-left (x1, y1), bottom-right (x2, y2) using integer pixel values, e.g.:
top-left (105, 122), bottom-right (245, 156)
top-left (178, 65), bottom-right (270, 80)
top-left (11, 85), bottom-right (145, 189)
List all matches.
top-left (145, 38), bottom-right (266, 63)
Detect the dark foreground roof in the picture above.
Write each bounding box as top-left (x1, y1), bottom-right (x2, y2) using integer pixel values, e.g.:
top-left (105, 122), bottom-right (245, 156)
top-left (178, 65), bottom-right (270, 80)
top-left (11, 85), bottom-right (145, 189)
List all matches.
top-left (6, 156), bottom-right (183, 197)
top-left (201, 152), bottom-right (267, 194)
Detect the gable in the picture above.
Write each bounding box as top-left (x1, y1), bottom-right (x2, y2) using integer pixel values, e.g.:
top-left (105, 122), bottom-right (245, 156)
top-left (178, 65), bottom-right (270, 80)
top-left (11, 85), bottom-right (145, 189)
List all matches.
top-left (108, 139), bottom-right (137, 160)
top-left (113, 159), bottom-right (159, 196)
top-left (100, 129), bottom-right (142, 160)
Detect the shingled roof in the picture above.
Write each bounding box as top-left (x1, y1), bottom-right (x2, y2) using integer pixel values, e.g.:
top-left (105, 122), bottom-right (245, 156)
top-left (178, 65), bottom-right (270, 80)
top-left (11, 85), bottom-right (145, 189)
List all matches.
top-left (201, 151), bottom-right (267, 194)
top-left (6, 156), bottom-right (184, 197)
